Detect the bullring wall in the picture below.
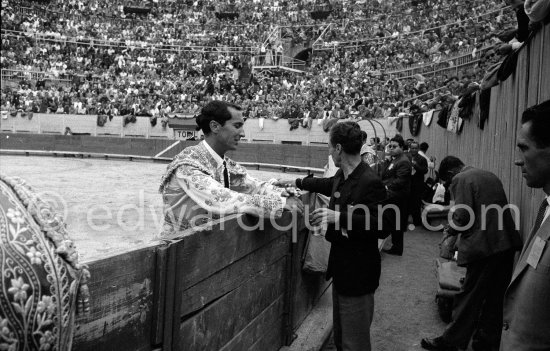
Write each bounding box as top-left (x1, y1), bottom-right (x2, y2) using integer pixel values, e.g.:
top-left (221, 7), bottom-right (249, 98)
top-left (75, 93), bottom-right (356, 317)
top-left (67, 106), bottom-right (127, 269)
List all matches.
top-left (0, 132), bottom-right (330, 169)
top-left (402, 22), bottom-right (550, 238)
top-left (0, 112), bottom-right (395, 145)
top-left (71, 212), bottom-right (329, 351)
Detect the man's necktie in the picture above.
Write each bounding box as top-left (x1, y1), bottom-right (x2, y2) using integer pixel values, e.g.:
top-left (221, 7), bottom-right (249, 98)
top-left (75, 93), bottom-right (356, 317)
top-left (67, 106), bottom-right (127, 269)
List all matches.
top-left (223, 160), bottom-right (229, 189)
top-left (532, 199), bottom-right (548, 234)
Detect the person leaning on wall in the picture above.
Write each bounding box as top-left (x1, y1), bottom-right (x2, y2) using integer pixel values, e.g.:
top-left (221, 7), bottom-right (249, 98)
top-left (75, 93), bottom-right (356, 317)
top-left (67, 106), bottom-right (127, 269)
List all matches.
top-left (158, 100), bottom-right (303, 239)
top-left (421, 156), bottom-right (522, 351)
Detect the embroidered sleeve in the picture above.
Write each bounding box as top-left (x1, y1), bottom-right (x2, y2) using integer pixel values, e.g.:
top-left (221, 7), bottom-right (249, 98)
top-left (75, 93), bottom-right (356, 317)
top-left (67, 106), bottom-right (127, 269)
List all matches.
top-left (364, 153), bottom-right (375, 166)
top-left (175, 164), bottom-right (284, 218)
top-left (241, 173), bottom-right (286, 197)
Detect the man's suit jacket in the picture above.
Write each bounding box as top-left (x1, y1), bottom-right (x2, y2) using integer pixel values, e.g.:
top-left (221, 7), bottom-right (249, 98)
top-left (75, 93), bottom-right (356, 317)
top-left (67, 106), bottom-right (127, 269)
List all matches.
top-left (379, 153), bottom-right (412, 201)
top-left (500, 208), bottom-right (550, 351)
top-left (299, 162), bottom-right (389, 296)
top-left (449, 167), bottom-right (522, 266)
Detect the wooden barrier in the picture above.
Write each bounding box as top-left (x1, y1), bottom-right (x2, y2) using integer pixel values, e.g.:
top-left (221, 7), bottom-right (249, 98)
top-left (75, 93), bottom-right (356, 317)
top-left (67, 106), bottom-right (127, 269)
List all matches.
top-left (401, 23), bottom-right (550, 239)
top-left (73, 243), bottom-right (159, 351)
top-left (71, 210), bottom-right (328, 350)
top-left (0, 133), bottom-right (331, 169)
top-left (0, 113), bottom-right (395, 145)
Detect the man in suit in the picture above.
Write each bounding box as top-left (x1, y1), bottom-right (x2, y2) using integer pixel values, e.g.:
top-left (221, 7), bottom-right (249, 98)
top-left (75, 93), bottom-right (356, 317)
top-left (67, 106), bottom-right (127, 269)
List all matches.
top-left (409, 141), bottom-right (429, 226)
top-left (379, 135), bottom-right (412, 256)
top-left (159, 100), bottom-right (302, 238)
top-left (276, 122), bottom-right (390, 351)
top-left (501, 99), bottom-right (550, 351)
top-left (421, 156), bottom-right (522, 351)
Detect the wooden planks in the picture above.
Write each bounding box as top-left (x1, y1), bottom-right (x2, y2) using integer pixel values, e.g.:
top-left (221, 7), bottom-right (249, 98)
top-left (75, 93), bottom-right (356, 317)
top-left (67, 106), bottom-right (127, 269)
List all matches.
top-left (177, 257), bottom-right (288, 350)
top-left (179, 233), bottom-right (289, 317)
top-left (74, 244), bottom-right (158, 351)
top-left (173, 215), bottom-right (290, 292)
top-left (220, 295), bottom-right (285, 351)
top-left (162, 213), bottom-right (296, 351)
top-left (1, 132), bottom-right (330, 168)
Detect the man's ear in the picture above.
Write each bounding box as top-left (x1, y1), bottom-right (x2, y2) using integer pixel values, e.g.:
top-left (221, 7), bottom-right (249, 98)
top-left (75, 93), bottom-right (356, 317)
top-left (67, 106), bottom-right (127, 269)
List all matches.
top-left (209, 120), bottom-right (220, 134)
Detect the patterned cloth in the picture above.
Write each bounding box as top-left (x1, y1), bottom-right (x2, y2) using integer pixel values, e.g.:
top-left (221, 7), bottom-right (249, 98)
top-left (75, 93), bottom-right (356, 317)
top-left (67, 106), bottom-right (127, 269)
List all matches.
top-left (159, 141), bottom-right (286, 239)
top-left (0, 175), bottom-right (90, 351)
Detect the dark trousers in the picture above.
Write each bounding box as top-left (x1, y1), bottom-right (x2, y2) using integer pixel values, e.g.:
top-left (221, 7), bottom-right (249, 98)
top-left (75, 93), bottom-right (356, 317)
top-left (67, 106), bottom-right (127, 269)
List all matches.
top-left (409, 186), bottom-right (424, 225)
top-left (442, 250), bottom-right (515, 350)
top-left (333, 289), bottom-right (374, 351)
top-left (389, 197), bottom-right (408, 254)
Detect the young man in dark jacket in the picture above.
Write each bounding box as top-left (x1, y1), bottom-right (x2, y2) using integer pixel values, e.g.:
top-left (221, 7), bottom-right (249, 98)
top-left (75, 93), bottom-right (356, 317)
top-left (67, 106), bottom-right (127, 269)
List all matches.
top-left (277, 121), bottom-right (391, 351)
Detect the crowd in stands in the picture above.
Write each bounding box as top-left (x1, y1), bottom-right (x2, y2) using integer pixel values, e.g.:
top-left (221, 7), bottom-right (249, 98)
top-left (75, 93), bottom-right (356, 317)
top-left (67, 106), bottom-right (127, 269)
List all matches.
top-left (0, 0), bottom-right (540, 126)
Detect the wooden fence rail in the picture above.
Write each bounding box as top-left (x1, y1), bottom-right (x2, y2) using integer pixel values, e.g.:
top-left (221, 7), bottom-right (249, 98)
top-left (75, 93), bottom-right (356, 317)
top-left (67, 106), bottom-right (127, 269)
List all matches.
top-left (71, 210), bottom-right (328, 350)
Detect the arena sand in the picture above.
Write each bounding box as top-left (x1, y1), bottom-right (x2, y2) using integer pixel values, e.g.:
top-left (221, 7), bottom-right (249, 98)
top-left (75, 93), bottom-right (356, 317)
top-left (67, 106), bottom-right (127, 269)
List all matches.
top-left (0, 155), bottom-right (297, 261)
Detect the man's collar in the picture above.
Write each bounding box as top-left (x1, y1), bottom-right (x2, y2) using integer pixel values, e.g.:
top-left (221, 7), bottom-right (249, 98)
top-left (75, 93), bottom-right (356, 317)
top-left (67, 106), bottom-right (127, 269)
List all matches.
top-left (337, 161), bottom-right (365, 181)
top-left (348, 161), bottom-right (366, 179)
top-left (202, 140), bottom-right (225, 168)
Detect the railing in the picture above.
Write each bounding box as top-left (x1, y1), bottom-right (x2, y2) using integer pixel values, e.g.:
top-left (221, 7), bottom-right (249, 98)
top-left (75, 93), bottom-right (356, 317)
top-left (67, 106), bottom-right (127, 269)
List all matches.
top-left (312, 23), bottom-right (333, 47)
top-left (312, 6), bottom-right (510, 49)
top-left (1, 69), bottom-right (73, 85)
top-left (252, 55), bottom-right (306, 71)
top-left (1, 29), bottom-right (258, 53)
top-left (262, 26), bottom-right (281, 48)
top-left (383, 46), bottom-right (491, 78)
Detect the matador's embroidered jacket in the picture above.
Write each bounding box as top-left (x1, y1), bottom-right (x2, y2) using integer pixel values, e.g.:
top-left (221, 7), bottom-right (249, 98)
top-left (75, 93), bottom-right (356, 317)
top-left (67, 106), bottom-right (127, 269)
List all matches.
top-left (159, 141), bottom-right (286, 238)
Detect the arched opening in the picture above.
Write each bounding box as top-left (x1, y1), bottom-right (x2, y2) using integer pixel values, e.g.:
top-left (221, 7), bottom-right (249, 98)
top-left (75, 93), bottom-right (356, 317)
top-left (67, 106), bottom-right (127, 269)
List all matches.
top-left (294, 48), bottom-right (313, 64)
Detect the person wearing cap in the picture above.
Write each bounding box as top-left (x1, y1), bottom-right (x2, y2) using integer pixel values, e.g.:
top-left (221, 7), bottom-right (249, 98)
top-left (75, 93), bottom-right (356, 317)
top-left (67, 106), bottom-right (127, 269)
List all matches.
top-left (158, 100), bottom-right (303, 239)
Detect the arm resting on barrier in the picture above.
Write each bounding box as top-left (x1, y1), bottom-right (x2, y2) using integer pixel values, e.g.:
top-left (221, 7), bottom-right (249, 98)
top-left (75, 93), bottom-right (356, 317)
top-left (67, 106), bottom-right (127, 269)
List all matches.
top-left (174, 166), bottom-right (285, 218)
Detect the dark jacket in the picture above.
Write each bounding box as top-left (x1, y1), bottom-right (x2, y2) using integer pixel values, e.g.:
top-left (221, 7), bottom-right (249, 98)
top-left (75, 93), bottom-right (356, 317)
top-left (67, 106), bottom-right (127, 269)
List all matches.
top-left (298, 162), bottom-right (389, 296)
top-left (448, 167), bottom-right (522, 266)
top-left (411, 153), bottom-right (428, 188)
top-left (379, 153), bottom-right (412, 200)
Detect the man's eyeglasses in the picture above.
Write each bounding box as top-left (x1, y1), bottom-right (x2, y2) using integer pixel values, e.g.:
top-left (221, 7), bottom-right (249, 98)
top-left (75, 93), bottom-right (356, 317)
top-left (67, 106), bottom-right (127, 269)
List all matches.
top-left (388, 144), bottom-right (399, 149)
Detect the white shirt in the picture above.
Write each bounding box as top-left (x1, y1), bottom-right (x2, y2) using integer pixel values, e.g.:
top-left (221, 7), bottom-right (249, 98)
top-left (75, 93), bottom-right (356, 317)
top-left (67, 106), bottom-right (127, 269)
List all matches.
top-left (202, 140), bottom-right (286, 206)
top-left (418, 150), bottom-right (435, 169)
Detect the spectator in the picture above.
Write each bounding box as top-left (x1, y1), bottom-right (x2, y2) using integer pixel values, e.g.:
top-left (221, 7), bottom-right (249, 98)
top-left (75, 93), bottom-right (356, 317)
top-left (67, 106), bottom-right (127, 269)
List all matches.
top-left (421, 156), bottom-right (522, 351)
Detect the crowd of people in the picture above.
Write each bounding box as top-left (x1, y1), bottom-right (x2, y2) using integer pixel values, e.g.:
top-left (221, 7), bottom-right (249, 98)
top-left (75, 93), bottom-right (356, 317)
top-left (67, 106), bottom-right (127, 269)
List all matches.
top-left (0, 0), bottom-right (529, 127)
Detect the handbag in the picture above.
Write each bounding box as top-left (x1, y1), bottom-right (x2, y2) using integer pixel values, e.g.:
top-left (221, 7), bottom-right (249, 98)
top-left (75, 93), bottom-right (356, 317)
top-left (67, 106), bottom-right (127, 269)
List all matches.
top-left (302, 232), bottom-right (331, 274)
top-left (302, 192), bottom-right (331, 274)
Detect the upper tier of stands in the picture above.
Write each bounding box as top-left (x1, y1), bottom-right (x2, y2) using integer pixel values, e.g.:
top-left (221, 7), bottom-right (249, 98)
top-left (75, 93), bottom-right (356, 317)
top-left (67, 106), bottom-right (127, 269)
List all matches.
top-left (0, 0), bottom-right (527, 122)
